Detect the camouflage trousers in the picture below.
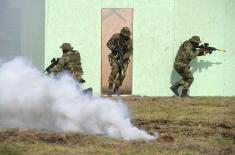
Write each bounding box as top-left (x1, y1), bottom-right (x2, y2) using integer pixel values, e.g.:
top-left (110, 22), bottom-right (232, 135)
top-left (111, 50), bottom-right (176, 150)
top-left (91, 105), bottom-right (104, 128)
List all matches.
top-left (72, 71), bottom-right (83, 81)
top-left (108, 57), bottom-right (129, 87)
top-left (174, 64), bottom-right (194, 90)
top-left (67, 65), bottom-right (83, 81)
top-left (51, 65), bottom-right (83, 81)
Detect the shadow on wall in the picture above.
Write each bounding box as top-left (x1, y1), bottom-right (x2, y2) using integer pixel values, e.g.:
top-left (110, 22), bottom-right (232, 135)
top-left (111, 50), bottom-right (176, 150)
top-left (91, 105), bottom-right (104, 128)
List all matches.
top-left (170, 58), bottom-right (222, 86)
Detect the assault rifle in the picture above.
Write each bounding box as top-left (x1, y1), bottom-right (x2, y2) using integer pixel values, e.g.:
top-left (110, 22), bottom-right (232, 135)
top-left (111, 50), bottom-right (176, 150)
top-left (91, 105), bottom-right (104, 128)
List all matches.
top-left (117, 40), bottom-right (124, 75)
top-left (197, 43), bottom-right (226, 54)
top-left (44, 58), bottom-right (60, 74)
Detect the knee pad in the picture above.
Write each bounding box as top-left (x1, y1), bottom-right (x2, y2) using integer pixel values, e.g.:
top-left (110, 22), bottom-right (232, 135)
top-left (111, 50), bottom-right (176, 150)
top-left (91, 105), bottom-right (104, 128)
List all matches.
top-left (111, 69), bottom-right (118, 76)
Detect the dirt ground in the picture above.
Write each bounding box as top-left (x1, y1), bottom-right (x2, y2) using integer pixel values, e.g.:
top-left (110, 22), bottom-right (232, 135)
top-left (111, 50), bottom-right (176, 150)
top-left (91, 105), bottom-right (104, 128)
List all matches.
top-left (0, 96), bottom-right (234, 155)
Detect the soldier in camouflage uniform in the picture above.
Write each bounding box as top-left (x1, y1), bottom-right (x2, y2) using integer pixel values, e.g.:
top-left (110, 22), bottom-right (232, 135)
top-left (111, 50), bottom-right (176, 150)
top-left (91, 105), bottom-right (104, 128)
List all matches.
top-left (50, 43), bottom-right (84, 82)
top-left (170, 36), bottom-right (212, 97)
top-left (107, 27), bottom-right (133, 95)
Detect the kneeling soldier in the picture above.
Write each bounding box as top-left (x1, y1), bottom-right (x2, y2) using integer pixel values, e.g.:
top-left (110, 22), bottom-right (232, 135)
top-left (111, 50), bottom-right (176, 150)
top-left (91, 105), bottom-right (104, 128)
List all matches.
top-left (50, 43), bottom-right (84, 82)
top-left (49, 43), bottom-right (92, 94)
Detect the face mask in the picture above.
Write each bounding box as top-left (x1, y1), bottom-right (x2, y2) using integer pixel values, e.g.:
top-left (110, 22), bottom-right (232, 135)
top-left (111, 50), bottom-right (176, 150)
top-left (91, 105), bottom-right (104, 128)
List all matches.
top-left (191, 41), bottom-right (199, 48)
top-left (62, 49), bottom-right (69, 53)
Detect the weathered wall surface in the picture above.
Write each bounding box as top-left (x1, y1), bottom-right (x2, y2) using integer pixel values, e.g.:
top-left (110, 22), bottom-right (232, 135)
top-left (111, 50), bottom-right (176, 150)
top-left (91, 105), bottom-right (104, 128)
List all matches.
top-left (0, 0), bottom-right (45, 69)
top-left (45, 0), bottom-right (235, 96)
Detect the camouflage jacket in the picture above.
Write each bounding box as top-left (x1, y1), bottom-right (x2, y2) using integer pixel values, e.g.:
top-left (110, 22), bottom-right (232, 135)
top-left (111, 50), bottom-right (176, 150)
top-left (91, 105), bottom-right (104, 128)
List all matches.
top-left (174, 40), bottom-right (209, 67)
top-left (50, 50), bottom-right (83, 79)
top-left (107, 33), bottom-right (133, 61)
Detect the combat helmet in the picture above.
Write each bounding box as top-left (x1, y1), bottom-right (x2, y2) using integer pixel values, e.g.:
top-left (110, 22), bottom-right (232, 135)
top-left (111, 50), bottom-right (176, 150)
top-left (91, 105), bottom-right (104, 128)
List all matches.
top-left (189, 36), bottom-right (202, 43)
top-left (120, 27), bottom-right (131, 37)
top-left (60, 43), bottom-right (73, 50)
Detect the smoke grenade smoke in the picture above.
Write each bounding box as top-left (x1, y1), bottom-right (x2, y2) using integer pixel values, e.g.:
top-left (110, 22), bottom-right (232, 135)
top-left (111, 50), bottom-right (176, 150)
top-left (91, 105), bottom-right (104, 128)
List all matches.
top-left (0, 58), bottom-right (156, 140)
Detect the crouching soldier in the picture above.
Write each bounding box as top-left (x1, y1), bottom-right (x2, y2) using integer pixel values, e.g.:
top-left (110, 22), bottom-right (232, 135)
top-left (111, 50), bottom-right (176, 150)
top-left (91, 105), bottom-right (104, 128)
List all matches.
top-left (107, 27), bottom-right (133, 95)
top-left (49, 43), bottom-right (92, 94)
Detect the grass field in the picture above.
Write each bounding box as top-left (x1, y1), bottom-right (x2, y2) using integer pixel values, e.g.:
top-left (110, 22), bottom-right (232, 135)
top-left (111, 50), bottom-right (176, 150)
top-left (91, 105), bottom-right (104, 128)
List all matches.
top-left (0, 97), bottom-right (234, 155)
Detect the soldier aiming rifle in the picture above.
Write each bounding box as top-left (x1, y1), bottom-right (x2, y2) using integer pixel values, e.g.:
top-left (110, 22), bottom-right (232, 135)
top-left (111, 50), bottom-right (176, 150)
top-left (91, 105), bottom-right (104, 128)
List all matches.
top-left (170, 36), bottom-right (225, 97)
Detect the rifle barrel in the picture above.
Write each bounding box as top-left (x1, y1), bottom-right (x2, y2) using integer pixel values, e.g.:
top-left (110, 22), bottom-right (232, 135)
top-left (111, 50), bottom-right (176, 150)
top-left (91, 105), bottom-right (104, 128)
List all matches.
top-left (218, 49), bottom-right (226, 52)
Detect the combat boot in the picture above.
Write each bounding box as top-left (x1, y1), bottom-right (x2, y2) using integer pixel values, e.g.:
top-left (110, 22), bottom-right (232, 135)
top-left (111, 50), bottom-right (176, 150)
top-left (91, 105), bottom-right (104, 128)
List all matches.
top-left (113, 86), bottom-right (120, 95)
top-left (170, 82), bottom-right (180, 96)
top-left (82, 87), bottom-right (93, 96)
top-left (181, 89), bottom-right (189, 97)
top-left (108, 83), bottom-right (113, 96)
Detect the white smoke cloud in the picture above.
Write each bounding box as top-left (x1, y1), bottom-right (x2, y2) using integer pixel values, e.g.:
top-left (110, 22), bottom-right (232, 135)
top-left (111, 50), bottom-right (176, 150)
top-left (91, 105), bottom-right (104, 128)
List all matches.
top-left (0, 58), bottom-right (156, 140)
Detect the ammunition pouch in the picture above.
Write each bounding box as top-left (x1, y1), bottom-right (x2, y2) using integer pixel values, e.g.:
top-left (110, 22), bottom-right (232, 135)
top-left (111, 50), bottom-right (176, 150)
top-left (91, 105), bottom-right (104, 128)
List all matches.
top-left (108, 53), bottom-right (119, 65)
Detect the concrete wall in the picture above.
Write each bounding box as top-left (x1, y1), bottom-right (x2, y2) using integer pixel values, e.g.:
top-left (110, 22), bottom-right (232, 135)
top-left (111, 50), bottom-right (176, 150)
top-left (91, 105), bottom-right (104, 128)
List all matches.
top-left (45, 0), bottom-right (235, 96)
top-left (0, 0), bottom-right (45, 69)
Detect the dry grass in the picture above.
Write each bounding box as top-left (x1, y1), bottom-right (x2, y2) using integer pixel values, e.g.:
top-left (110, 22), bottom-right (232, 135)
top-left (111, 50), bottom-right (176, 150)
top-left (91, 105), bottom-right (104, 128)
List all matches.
top-left (0, 97), bottom-right (234, 155)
